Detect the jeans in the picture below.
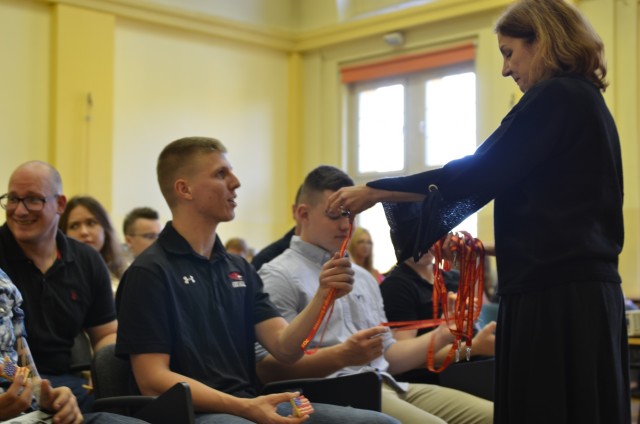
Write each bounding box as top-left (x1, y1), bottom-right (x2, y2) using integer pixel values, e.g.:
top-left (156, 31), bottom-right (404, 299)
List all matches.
top-left (84, 412), bottom-right (150, 423)
top-left (194, 402), bottom-right (400, 423)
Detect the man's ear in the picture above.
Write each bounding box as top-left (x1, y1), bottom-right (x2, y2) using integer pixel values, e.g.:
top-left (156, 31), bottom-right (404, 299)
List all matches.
top-left (296, 203), bottom-right (309, 222)
top-left (174, 179), bottom-right (192, 200)
top-left (56, 194), bottom-right (67, 215)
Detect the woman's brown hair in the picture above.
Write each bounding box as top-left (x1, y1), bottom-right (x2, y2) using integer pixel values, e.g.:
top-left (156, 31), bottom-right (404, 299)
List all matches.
top-left (495, 0), bottom-right (608, 91)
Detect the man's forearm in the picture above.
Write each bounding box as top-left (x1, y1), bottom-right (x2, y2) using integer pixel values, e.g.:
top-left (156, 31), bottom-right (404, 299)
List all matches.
top-left (275, 292), bottom-right (330, 363)
top-left (93, 333), bottom-right (117, 352)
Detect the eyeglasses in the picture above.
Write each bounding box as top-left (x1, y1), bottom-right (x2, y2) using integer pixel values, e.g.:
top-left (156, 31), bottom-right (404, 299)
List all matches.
top-left (129, 232), bottom-right (160, 241)
top-left (0, 194), bottom-right (59, 212)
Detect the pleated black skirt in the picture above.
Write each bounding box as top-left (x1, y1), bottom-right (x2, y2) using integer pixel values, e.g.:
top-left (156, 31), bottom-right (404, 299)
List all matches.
top-left (495, 281), bottom-right (630, 424)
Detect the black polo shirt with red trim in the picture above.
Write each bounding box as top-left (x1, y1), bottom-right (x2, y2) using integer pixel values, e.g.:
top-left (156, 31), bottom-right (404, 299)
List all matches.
top-left (116, 222), bottom-right (280, 398)
top-left (0, 224), bottom-right (115, 374)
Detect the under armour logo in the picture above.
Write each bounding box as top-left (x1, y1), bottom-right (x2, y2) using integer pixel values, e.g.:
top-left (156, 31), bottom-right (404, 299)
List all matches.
top-left (183, 275), bottom-right (196, 284)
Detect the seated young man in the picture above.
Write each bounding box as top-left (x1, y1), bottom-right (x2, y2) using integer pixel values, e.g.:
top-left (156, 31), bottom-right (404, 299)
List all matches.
top-left (115, 137), bottom-right (399, 424)
top-left (256, 165), bottom-right (494, 424)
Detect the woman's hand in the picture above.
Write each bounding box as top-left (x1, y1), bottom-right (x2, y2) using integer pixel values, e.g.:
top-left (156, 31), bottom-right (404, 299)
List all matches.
top-left (326, 185), bottom-right (381, 218)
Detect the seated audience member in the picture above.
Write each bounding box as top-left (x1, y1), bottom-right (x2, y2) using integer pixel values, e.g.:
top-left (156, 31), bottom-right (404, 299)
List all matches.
top-left (380, 252), bottom-right (496, 385)
top-left (59, 195), bottom-right (128, 292)
top-left (251, 185), bottom-right (302, 271)
top-left (256, 165), bottom-right (493, 424)
top-left (0, 267), bottom-right (147, 424)
top-left (115, 137), bottom-right (399, 424)
top-left (122, 207), bottom-right (162, 259)
top-left (348, 226), bottom-right (385, 283)
top-left (0, 161), bottom-right (118, 412)
top-left (224, 237), bottom-right (249, 258)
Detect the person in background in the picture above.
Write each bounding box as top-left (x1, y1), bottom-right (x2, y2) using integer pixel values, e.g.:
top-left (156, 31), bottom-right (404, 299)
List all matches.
top-left (0, 161), bottom-right (117, 413)
top-left (115, 137), bottom-right (399, 424)
top-left (59, 195), bottom-right (128, 293)
top-left (251, 185), bottom-right (302, 271)
top-left (256, 165), bottom-right (493, 424)
top-left (224, 237), bottom-right (249, 258)
top-left (122, 207), bottom-right (163, 259)
top-left (326, 0), bottom-right (628, 422)
top-left (347, 226), bottom-right (385, 283)
top-left (380, 252), bottom-right (496, 385)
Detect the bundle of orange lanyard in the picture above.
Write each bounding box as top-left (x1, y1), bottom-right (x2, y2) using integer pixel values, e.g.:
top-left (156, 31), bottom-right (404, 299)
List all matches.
top-left (382, 231), bottom-right (486, 372)
top-left (301, 224), bottom-right (485, 374)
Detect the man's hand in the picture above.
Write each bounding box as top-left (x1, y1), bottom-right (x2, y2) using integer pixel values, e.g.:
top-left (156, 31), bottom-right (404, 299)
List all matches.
top-left (39, 379), bottom-right (83, 424)
top-left (318, 254), bottom-right (354, 299)
top-left (337, 326), bottom-right (388, 366)
top-left (240, 392), bottom-right (310, 424)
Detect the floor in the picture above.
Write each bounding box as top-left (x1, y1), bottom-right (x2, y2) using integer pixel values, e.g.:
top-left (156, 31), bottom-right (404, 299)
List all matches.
top-left (633, 396), bottom-right (639, 423)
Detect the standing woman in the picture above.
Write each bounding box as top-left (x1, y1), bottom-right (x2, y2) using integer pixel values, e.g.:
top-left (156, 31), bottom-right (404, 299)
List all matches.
top-left (60, 196), bottom-right (127, 293)
top-left (327, 0), bottom-right (628, 422)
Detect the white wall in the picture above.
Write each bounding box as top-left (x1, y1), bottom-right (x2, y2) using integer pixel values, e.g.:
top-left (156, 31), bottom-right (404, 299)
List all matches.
top-left (0, 0), bottom-right (50, 220)
top-left (112, 19), bottom-right (291, 250)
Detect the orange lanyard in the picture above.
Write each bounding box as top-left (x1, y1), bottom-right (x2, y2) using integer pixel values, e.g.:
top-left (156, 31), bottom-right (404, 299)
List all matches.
top-left (301, 222), bottom-right (353, 354)
top-left (381, 232), bottom-right (485, 372)
top-left (428, 232), bottom-right (484, 372)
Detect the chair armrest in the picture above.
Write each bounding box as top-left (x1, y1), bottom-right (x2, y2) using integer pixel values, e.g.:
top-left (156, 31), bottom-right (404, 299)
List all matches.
top-left (92, 395), bottom-right (157, 415)
top-left (134, 382), bottom-right (195, 424)
top-left (91, 383), bottom-right (195, 424)
top-left (261, 371), bottom-right (382, 411)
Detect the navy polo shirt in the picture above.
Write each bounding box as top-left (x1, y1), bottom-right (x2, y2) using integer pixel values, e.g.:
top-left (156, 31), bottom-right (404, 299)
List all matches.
top-left (116, 222), bottom-right (281, 398)
top-left (0, 224), bottom-right (116, 374)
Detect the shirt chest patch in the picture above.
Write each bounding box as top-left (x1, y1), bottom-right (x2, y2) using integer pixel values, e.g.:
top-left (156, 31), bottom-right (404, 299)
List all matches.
top-left (182, 275), bottom-right (196, 284)
top-left (228, 272), bottom-right (246, 288)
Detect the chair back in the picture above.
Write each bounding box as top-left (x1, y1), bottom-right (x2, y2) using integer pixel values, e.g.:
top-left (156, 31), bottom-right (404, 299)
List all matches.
top-left (91, 343), bottom-right (135, 399)
top-left (70, 332), bottom-right (93, 373)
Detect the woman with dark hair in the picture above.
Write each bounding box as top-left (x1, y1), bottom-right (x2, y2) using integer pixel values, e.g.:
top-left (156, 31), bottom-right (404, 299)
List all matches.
top-left (60, 196), bottom-right (127, 292)
top-left (327, 1), bottom-right (628, 422)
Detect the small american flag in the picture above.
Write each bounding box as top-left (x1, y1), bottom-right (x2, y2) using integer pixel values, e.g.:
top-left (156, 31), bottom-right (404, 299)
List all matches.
top-left (1, 359), bottom-right (18, 381)
top-left (290, 395), bottom-right (314, 417)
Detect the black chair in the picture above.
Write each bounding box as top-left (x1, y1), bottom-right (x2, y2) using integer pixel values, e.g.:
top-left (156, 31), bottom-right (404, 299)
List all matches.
top-left (438, 357), bottom-right (495, 401)
top-left (261, 371), bottom-right (382, 411)
top-left (91, 344), bottom-right (195, 424)
top-left (70, 332), bottom-right (93, 375)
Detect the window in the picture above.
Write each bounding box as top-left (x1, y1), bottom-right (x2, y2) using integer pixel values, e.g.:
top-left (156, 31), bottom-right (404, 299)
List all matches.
top-left (346, 62), bottom-right (477, 273)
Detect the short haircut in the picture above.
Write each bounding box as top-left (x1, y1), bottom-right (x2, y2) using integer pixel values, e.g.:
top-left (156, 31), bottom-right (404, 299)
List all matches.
top-left (123, 207), bottom-right (160, 235)
top-left (495, 0), bottom-right (608, 91)
top-left (157, 137), bottom-right (227, 207)
top-left (293, 184), bottom-right (303, 207)
top-left (299, 165), bottom-right (354, 207)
